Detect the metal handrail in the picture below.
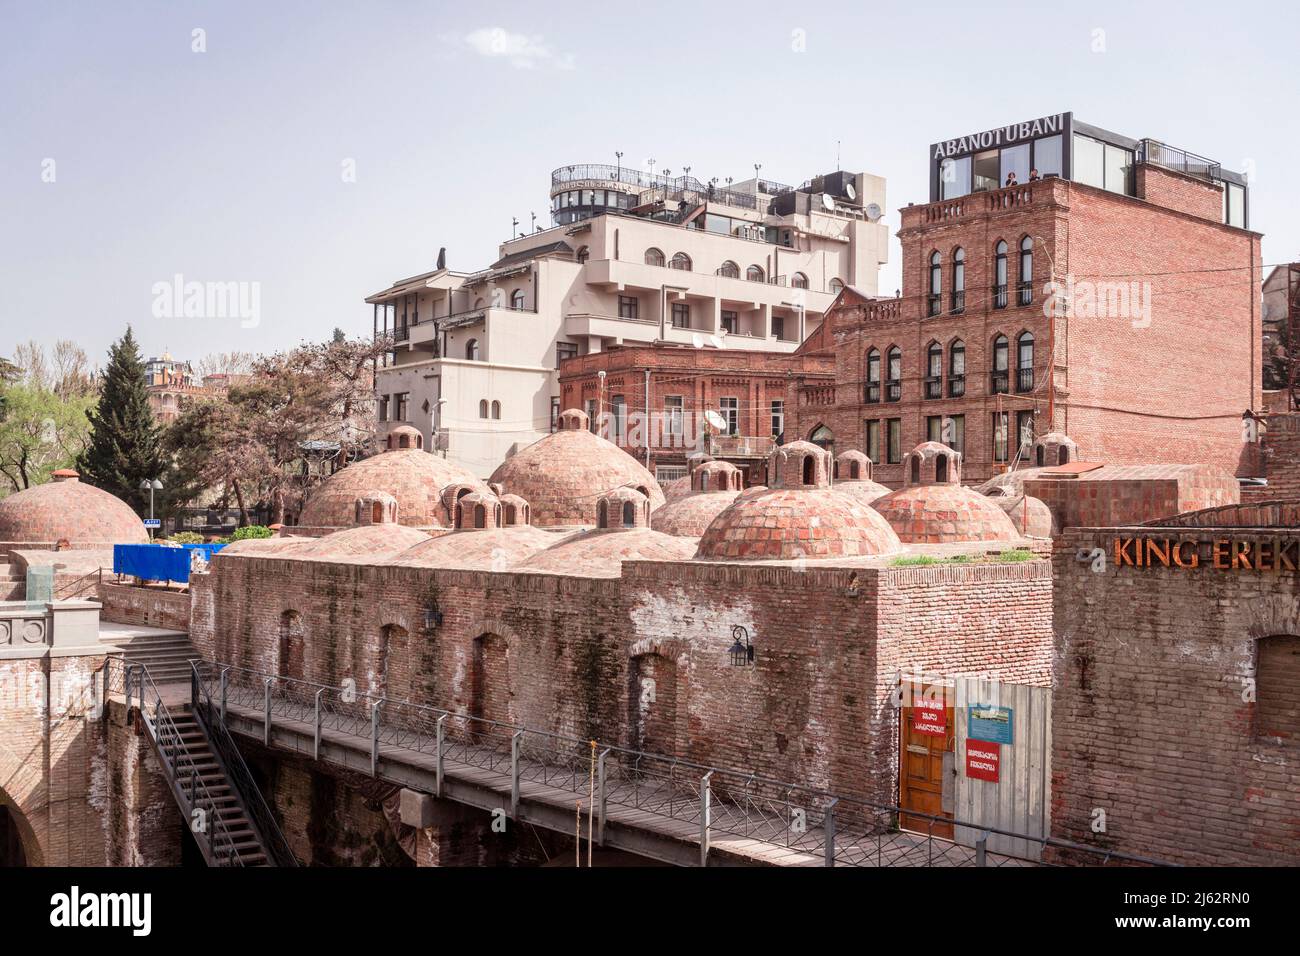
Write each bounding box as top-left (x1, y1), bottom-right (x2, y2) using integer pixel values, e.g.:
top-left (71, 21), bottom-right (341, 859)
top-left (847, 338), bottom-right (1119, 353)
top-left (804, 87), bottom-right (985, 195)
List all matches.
top-left (195, 660), bottom-right (1172, 868)
top-left (190, 664), bottom-right (299, 866)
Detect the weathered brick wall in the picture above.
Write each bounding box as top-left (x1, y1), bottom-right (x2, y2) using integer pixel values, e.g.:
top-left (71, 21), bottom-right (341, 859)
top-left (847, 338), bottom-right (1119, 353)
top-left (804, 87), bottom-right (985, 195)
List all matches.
top-left (98, 582), bottom-right (192, 631)
top-left (1026, 468), bottom-right (1239, 531)
top-left (1051, 529), bottom-right (1300, 864)
top-left (1260, 414), bottom-right (1300, 498)
top-left (103, 700), bottom-right (183, 866)
top-left (1135, 164), bottom-right (1225, 223)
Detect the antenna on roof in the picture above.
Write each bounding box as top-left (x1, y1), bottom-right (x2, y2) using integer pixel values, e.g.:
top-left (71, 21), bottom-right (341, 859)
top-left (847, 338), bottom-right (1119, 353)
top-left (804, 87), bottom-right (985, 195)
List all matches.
top-left (837, 140), bottom-right (841, 171)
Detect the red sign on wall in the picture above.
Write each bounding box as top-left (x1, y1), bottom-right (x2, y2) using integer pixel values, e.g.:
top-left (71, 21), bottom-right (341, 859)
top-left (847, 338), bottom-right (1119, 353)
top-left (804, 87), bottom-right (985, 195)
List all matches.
top-left (912, 701), bottom-right (947, 737)
top-left (965, 741), bottom-right (1001, 782)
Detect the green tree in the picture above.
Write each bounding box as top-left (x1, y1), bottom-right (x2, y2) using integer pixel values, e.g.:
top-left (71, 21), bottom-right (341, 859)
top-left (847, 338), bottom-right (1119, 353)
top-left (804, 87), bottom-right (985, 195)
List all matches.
top-left (0, 384), bottom-right (94, 494)
top-left (78, 327), bottom-right (166, 511)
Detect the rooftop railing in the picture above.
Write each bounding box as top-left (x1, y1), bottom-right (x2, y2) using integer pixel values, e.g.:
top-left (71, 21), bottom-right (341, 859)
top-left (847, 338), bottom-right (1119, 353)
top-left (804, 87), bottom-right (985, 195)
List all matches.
top-left (1137, 139), bottom-right (1222, 182)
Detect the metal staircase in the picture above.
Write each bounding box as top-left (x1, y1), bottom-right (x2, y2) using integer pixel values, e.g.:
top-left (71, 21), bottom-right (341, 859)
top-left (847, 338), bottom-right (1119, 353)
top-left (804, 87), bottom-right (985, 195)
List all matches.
top-left (114, 657), bottom-right (297, 866)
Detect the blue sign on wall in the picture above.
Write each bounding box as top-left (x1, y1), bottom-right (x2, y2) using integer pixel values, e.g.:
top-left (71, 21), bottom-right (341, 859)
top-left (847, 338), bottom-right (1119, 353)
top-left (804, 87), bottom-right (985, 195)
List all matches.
top-left (968, 704), bottom-right (1014, 745)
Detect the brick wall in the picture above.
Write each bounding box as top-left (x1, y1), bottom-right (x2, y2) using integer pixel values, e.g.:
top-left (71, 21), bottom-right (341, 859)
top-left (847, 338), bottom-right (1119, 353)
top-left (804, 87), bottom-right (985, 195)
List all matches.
top-left (1052, 528), bottom-right (1300, 864)
top-left (98, 583), bottom-right (192, 631)
top-left (1260, 413), bottom-right (1300, 498)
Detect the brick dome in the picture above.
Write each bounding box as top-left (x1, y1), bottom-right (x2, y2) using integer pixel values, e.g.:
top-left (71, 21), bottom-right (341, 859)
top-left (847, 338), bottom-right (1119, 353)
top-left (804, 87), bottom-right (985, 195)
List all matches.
top-left (488, 408), bottom-right (665, 526)
top-left (293, 524), bottom-right (433, 561)
top-left (695, 441), bottom-right (901, 561)
top-left (384, 424), bottom-right (424, 450)
top-left (387, 526), bottom-right (568, 572)
top-left (661, 475), bottom-right (692, 503)
top-left (517, 527), bottom-right (696, 578)
top-left (298, 449), bottom-right (488, 529)
top-left (832, 450), bottom-right (891, 504)
top-left (873, 443), bottom-right (1019, 544)
top-left (992, 492), bottom-right (1055, 538)
top-left (651, 462), bottom-right (741, 537)
top-left (0, 471), bottom-right (148, 548)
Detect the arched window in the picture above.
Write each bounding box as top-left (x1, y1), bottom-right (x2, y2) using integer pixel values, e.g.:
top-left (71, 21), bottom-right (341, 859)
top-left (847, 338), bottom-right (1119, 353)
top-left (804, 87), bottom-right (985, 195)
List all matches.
top-left (935, 454), bottom-right (948, 483)
top-left (949, 339), bottom-right (966, 397)
top-left (670, 252), bottom-right (692, 271)
top-left (850, 460), bottom-right (861, 479)
top-left (992, 334), bottom-right (1009, 394)
top-left (510, 288), bottom-right (526, 310)
top-left (622, 501), bottom-right (636, 526)
top-left (910, 455), bottom-right (921, 484)
top-left (491, 400), bottom-right (501, 420)
top-left (791, 272), bottom-right (808, 289)
top-left (474, 504), bottom-right (486, 529)
top-left (718, 260), bottom-right (739, 278)
top-left (576, 246), bottom-right (590, 265)
top-left (645, 248), bottom-right (665, 267)
top-left (865, 348), bottom-right (881, 403)
top-left (886, 346), bottom-right (902, 402)
top-left (746, 265), bottom-right (765, 283)
top-left (479, 399), bottom-right (489, 418)
top-left (466, 338), bottom-right (480, 361)
top-left (505, 503), bottom-right (517, 524)
top-left (1016, 332), bottom-right (1035, 392)
top-left (952, 247), bottom-right (965, 313)
top-left (828, 278), bottom-right (844, 294)
top-left (993, 240), bottom-right (1009, 309)
top-left (1256, 634), bottom-right (1300, 740)
top-left (802, 455), bottom-right (815, 485)
top-left (597, 500), bottom-right (608, 528)
top-left (809, 425), bottom-right (833, 456)
top-left (1018, 236), bottom-right (1033, 305)
top-left (925, 341), bottom-right (943, 399)
top-left (927, 251), bottom-right (942, 316)
top-left (473, 297), bottom-right (485, 310)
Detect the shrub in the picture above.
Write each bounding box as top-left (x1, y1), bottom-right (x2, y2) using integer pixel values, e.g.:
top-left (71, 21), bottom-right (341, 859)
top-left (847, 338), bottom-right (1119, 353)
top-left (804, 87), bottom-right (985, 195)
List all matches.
top-left (168, 531), bottom-right (206, 544)
top-left (231, 525), bottom-right (273, 541)
top-left (996, 548), bottom-right (1035, 562)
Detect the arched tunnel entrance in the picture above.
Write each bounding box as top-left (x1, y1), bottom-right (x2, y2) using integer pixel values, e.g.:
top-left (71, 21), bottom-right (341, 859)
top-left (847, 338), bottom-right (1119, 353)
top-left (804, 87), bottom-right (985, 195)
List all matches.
top-left (0, 801), bottom-right (31, 867)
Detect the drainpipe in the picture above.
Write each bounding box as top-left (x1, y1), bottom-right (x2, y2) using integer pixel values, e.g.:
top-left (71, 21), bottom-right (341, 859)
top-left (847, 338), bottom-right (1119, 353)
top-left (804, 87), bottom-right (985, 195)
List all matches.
top-left (644, 367), bottom-right (652, 470)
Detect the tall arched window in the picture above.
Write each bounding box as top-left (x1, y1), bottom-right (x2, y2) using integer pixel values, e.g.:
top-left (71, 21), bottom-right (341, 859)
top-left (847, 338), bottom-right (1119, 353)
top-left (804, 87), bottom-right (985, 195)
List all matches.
top-left (474, 504), bottom-right (486, 528)
top-left (466, 338), bottom-right (480, 361)
top-left (1018, 237), bottom-right (1033, 305)
top-left (791, 272), bottom-right (808, 289)
top-left (746, 264), bottom-right (765, 283)
top-left (927, 251), bottom-right (942, 316)
top-left (925, 342), bottom-right (943, 399)
top-left (865, 348), bottom-right (881, 403)
top-left (670, 252), bottom-right (692, 271)
top-left (479, 399), bottom-right (489, 418)
top-left (645, 248), bottom-right (665, 267)
top-left (949, 339), bottom-right (966, 397)
top-left (491, 400), bottom-right (501, 420)
top-left (886, 346), bottom-right (902, 402)
top-left (718, 260), bottom-right (739, 278)
top-left (993, 241), bottom-right (1008, 309)
top-left (991, 334), bottom-right (1009, 394)
top-left (952, 247), bottom-right (965, 313)
top-left (622, 501), bottom-right (636, 527)
top-left (510, 288), bottom-right (526, 309)
top-left (1016, 332), bottom-right (1035, 392)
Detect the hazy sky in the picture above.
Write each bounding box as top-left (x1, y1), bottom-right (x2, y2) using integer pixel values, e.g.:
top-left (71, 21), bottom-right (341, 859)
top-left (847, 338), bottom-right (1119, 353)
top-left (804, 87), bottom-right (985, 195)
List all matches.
top-left (2, 0), bottom-right (1296, 368)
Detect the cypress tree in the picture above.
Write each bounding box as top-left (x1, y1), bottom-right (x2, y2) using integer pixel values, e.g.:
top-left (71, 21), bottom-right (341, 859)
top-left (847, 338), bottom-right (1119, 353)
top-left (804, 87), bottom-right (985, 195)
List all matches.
top-left (78, 327), bottom-right (165, 512)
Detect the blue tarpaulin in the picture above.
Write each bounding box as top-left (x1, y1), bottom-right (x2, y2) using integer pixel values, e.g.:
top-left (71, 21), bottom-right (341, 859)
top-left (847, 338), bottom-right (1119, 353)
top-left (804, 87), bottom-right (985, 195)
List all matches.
top-left (113, 543), bottom-right (226, 583)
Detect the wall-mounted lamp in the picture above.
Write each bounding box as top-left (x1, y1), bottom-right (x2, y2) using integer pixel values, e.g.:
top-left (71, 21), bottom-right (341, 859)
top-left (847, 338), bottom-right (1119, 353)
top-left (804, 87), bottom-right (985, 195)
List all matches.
top-left (424, 606), bottom-right (443, 630)
top-left (728, 624), bottom-right (754, 667)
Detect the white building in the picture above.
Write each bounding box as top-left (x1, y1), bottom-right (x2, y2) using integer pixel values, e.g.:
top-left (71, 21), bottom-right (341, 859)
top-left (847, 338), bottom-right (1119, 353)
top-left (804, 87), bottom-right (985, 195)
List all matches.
top-left (366, 163), bottom-right (890, 477)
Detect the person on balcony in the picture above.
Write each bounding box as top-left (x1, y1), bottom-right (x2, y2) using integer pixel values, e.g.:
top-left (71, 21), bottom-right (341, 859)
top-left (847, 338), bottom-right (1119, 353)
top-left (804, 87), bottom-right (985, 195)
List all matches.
top-left (1004, 171), bottom-right (1019, 187)
top-left (1028, 168), bottom-right (1041, 182)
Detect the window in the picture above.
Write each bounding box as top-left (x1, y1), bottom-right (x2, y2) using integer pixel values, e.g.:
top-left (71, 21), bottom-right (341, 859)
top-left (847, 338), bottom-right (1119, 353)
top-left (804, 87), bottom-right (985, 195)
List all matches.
top-left (378, 394), bottom-right (390, 422)
top-left (1225, 182), bottom-right (1246, 228)
top-left (952, 247), bottom-right (965, 313)
top-left (1256, 635), bottom-right (1300, 740)
top-left (645, 248), bottom-right (665, 267)
top-left (556, 341), bottom-right (577, 369)
top-left (940, 155), bottom-right (972, 200)
top-left (926, 415), bottom-right (943, 443)
top-left (1001, 142), bottom-right (1030, 186)
top-left (791, 272), bottom-right (808, 289)
top-left (1017, 332), bottom-right (1035, 392)
top-left (491, 400), bottom-right (501, 420)
top-left (809, 425), bottom-right (834, 453)
top-left (719, 397), bottom-right (739, 436)
top-left (772, 315), bottom-right (786, 340)
top-left (1016, 410), bottom-right (1035, 456)
top-left (670, 252), bottom-right (692, 271)
top-left (466, 338), bottom-right (480, 361)
top-left (576, 246), bottom-right (590, 265)
top-left (927, 251), bottom-right (942, 317)
top-left (992, 334), bottom-right (1009, 394)
top-left (511, 288), bottom-right (526, 310)
top-left (829, 278), bottom-right (844, 294)
top-left (1034, 134), bottom-right (1063, 178)
top-left (665, 396), bottom-right (683, 438)
top-left (993, 412), bottom-right (1009, 462)
top-left (993, 241), bottom-right (1008, 308)
top-left (718, 260), bottom-right (740, 278)
top-left (925, 342), bottom-right (942, 399)
top-left (479, 399), bottom-right (489, 419)
top-left (671, 302), bottom-right (690, 329)
top-left (611, 395), bottom-right (626, 443)
top-left (770, 400), bottom-right (784, 438)
top-left (585, 398), bottom-right (598, 433)
top-left (865, 348), bottom-right (881, 403)
top-left (886, 346), bottom-right (902, 402)
top-left (1073, 134), bottom-right (1133, 195)
top-left (865, 419), bottom-right (881, 464)
top-left (550, 396), bottom-right (560, 432)
top-left (947, 414), bottom-right (966, 457)
top-left (949, 340), bottom-right (966, 397)
top-left (618, 295), bottom-right (639, 320)
top-left (395, 392), bottom-right (409, 422)
top-left (973, 149), bottom-right (1000, 192)
top-left (746, 265), bottom-right (765, 283)
top-left (886, 419), bottom-right (902, 464)
top-left (1018, 237), bottom-right (1033, 306)
top-left (721, 310), bottom-right (738, 334)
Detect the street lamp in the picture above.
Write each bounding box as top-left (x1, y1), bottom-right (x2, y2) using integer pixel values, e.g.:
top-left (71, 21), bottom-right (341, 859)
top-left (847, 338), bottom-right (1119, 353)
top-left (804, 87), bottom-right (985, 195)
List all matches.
top-left (139, 478), bottom-right (163, 537)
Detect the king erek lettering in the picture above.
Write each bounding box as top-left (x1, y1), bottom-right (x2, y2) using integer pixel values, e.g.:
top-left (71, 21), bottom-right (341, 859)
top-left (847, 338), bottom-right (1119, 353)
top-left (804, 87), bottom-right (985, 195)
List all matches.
top-left (49, 886), bottom-right (152, 937)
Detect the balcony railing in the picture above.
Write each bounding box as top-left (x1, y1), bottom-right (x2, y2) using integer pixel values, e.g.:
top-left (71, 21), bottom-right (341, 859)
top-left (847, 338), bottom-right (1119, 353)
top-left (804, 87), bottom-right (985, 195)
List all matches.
top-left (927, 294), bottom-right (941, 317)
top-left (951, 290), bottom-right (965, 314)
top-left (1136, 139), bottom-right (1222, 183)
top-left (948, 375), bottom-right (966, 398)
top-left (1016, 367), bottom-right (1035, 393)
top-left (924, 378), bottom-right (942, 400)
top-left (865, 383), bottom-right (881, 404)
top-left (709, 435), bottom-right (776, 458)
top-left (991, 371), bottom-right (1009, 395)
top-left (1017, 280), bottom-right (1033, 307)
top-left (885, 380), bottom-right (902, 403)
top-left (993, 284), bottom-right (1008, 310)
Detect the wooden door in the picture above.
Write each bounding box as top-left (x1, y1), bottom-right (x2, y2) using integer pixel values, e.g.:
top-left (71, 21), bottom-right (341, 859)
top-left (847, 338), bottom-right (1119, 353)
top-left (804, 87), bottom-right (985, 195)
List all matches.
top-left (899, 685), bottom-right (955, 839)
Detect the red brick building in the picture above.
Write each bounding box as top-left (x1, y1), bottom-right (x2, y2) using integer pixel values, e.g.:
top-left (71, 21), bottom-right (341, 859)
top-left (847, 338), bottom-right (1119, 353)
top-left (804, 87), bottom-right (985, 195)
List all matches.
top-left (559, 343), bottom-right (833, 486)
top-left (790, 112), bottom-right (1262, 487)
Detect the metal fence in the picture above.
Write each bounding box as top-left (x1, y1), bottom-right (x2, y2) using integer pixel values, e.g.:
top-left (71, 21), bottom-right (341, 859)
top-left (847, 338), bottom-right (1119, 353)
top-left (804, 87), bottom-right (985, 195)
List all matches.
top-left (196, 661), bottom-right (1171, 868)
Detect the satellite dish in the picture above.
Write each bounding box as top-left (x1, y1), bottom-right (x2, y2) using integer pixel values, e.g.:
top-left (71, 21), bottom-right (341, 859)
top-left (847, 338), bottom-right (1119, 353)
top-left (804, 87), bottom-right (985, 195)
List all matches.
top-left (705, 410), bottom-right (728, 431)
top-left (821, 193), bottom-right (836, 211)
top-left (866, 203), bottom-right (883, 222)
top-left (845, 181), bottom-right (857, 201)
